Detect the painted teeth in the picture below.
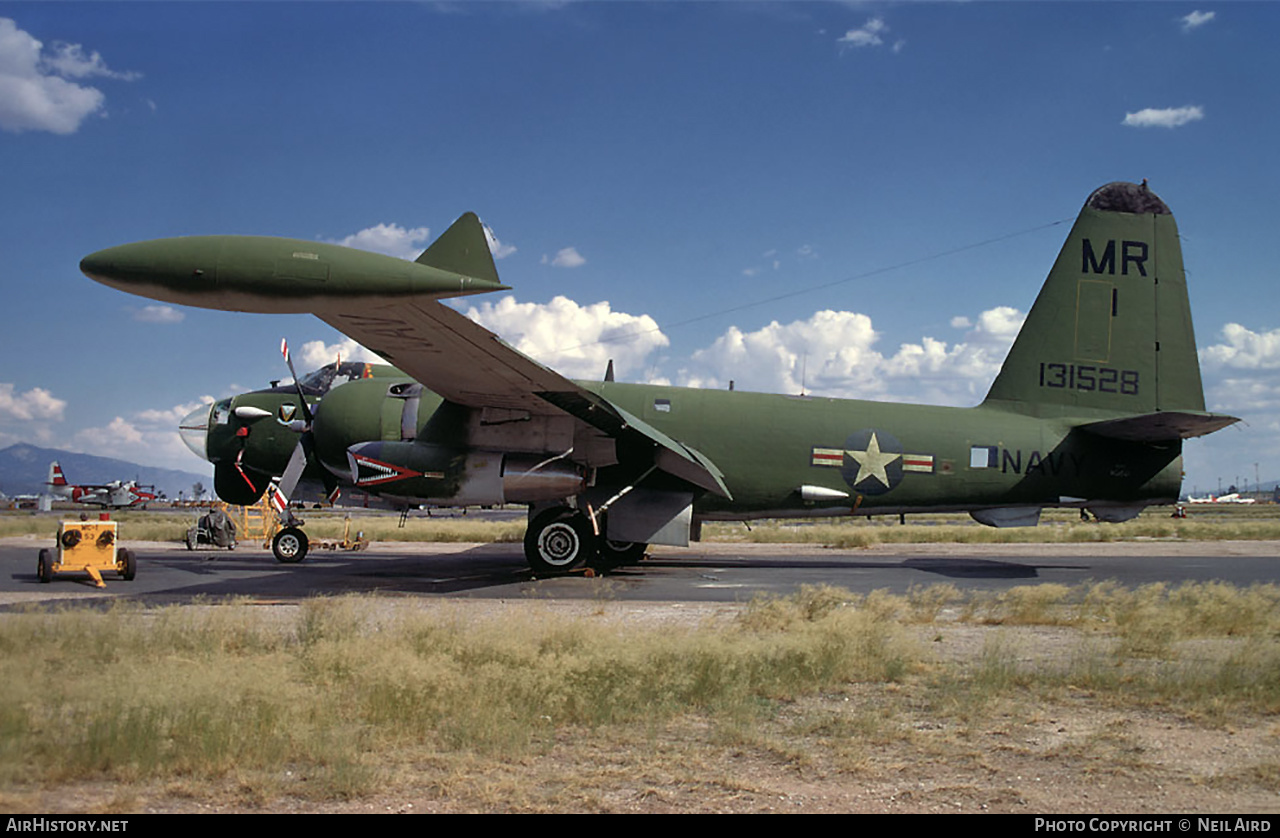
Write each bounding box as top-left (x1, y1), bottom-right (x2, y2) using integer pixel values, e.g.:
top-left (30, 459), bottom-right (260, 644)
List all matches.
top-left (354, 456), bottom-right (398, 485)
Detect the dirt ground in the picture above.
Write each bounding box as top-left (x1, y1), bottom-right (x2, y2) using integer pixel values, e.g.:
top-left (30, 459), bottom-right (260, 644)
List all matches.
top-left (3, 540), bottom-right (1278, 813)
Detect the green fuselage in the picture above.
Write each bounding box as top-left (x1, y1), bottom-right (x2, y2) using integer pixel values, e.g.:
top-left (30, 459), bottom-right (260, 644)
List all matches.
top-left (581, 381), bottom-right (1181, 518)
top-left (212, 375), bottom-right (1181, 519)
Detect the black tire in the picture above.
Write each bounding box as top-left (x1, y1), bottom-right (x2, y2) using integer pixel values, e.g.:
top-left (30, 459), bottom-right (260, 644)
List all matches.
top-left (272, 527), bottom-right (309, 563)
top-left (596, 539), bottom-right (648, 567)
top-left (524, 508), bottom-right (594, 573)
top-left (37, 548), bottom-right (52, 584)
top-left (119, 548), bottom-right (136, 581)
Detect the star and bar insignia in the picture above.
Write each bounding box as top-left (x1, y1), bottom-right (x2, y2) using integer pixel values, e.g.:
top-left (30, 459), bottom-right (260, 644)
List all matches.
top-left (810, 429), bottom-right (935, 495)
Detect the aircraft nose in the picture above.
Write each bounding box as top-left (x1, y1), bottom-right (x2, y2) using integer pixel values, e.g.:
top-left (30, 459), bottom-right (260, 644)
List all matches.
top-left (179, 404), bottom-right (212, 462)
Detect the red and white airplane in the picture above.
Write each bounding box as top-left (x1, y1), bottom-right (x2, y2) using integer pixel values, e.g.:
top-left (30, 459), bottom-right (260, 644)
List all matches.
top-left (46, 462), bottom-right (158, 509)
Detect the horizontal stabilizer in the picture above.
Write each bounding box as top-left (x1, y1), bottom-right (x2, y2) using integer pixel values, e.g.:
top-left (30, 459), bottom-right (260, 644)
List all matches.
top-left (1079, 411), bottom-right (1240, 442)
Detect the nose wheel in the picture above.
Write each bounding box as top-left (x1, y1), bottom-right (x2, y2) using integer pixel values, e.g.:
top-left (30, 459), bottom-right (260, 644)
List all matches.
top-left (272, 527), bottom-right (309, 563)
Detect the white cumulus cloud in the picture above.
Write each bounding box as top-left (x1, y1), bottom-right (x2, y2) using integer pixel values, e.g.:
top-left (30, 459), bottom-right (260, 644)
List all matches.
top-left (542, 247), bottom-right (586, 268)
top-left (1122, 105), bottom-right (1204, 129)
top-left (1201, 323), bottom-right (1280, 370)
top-left (0, 17), bottom-right (137, 134)
top-left (677, 306), bottom-right (1024, 406)
top-left (0, 382), bottom-right (66, 421)
top-left (838, 17), bottom-right (889, 48)
top-left (136, 397), bottom-right (215, 427)
top-left (296, 337), bottom-right (385, 371)
top-left (331, 223), bottom-right (432, 261)
top-left (1179, 10), bottom-right (1215, 32)
top-left (71, 396), bottom-right (217, 470)
top-left (333, 219), bottom-right (517, 264)
top-left (483, 224), bottom-right (517, 260)
top-left (133, 304), bottom-right (184, 324)
top-left (464, 295), bottom-right (668, 380)
top-left (43, 40), bottom-right (140, 81)
top-left (75, 416), bottom-right (145, 450)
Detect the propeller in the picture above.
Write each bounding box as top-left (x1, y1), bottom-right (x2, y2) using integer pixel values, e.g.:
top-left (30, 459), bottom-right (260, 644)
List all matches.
top-left (272, 339), bottom-right (339, 516)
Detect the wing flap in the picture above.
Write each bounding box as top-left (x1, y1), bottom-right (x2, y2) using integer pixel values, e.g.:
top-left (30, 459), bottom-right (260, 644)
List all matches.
top-left (536, 392), bottom-right (731, 499)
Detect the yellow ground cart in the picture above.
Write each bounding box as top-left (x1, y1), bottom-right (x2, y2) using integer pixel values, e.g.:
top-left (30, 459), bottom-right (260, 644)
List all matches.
top-left (37, 519), bottom-right (136, 588)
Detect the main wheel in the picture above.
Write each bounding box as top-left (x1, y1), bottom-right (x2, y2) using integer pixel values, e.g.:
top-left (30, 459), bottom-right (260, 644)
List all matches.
top-left (596, 539), bottom-right (648, 568)
top-left (524, 509), bottom-right (594, 573)
top-left (37, 549), bottom-right (51, 584)
top-left (119, 548), bottom-right (136, 581)
top-left (272, 527), bottom-right (309, 563)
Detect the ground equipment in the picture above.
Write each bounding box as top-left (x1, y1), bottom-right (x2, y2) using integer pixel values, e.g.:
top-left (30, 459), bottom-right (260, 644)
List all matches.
top-left (37, 518), bottom-right (136, 588)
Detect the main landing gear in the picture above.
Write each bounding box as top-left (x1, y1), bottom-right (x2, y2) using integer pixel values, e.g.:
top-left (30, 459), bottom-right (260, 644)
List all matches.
top-left (523, 506), bottom-right (648, 574)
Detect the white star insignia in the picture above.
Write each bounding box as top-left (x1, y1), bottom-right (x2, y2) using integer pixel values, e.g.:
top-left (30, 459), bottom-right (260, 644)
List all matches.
top-left (846, 432), bottom-right (901, 488)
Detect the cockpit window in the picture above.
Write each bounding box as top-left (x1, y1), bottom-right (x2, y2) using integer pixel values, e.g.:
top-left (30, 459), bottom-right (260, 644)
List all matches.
top-left (294, 361), bottom-right (376, 396)
top-left (212, 398), bottom-right (232, 426)
top-left (297, 365), bottom-right (337, 395)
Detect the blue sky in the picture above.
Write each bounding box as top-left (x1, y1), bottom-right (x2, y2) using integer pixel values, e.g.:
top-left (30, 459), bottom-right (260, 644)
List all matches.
top-left (0, 2), bottom-right (1276, 496)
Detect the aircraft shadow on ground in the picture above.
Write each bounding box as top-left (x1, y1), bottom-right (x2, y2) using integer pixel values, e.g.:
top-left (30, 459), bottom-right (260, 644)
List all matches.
top-left (598, 554), bottom-right (1088, 580)
top-left (3, 544), bottom-right (1095, 607)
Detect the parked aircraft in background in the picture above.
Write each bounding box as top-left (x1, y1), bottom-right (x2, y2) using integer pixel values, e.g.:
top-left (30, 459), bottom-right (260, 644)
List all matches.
top-left (46, 462), bottom-right (158, 509)
top-left (81, 181), bottom-right (1238, 569)
top-left (1187, 493), bottom-right (1257, 504)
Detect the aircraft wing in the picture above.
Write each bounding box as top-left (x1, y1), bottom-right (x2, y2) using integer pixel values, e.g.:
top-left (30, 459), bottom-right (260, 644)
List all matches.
top-left (319, 300), bottom-right (732, 499)
top-left (321, 301), bottom-right (578, 415)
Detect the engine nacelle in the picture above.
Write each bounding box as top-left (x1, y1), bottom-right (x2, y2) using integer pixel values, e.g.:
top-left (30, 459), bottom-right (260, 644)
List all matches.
top-left (213, 462), bottom-right (268, 505)
top-left (345, 440), bottom-right (584, 506)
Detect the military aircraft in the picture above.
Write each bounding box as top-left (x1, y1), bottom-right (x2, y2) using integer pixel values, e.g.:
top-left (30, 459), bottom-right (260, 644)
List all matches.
top-left (81, 181), bottom-right (1239, 569)
top-left (46, 461), bottom-right (159, 509)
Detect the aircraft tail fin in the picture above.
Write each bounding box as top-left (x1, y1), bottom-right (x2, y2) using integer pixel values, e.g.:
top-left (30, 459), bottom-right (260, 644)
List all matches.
top-left (47, 461), bottom-right (67, 487)
top-left (983, 181), bottom-right (1235, 435)
top-left (415, 212), bottom-right (504, 288)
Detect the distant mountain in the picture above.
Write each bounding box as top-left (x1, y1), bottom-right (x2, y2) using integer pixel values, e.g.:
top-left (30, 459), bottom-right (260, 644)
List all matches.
top-left (0, 443), bottom-right (211, 499)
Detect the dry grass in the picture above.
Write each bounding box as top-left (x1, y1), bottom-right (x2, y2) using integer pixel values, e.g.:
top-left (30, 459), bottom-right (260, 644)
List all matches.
top-left (704, 506), bottom-right (1280, 546)
top-left (3, 581), bottom-right (1279, 811)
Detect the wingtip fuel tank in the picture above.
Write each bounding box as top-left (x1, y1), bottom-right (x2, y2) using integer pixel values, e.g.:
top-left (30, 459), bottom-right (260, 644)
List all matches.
top-left (80, 212), bottom-right (509, 313)
top-left (80, 234), bottom-right (508, 314)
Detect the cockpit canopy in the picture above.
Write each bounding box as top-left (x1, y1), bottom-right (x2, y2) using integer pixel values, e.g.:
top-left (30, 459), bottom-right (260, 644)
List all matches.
top-left (268, 360), bottom-right (395, 397)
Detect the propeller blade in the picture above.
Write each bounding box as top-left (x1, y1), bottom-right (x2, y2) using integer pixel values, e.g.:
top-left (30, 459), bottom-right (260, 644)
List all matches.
top-left (280, 338), bottom-right (314, 425)
top-left (277, 439), bottom-right (310, 502)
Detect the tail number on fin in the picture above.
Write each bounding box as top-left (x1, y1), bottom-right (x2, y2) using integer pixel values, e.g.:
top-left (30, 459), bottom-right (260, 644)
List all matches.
top-left (1040, 363), bottom-right (1139, 395)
